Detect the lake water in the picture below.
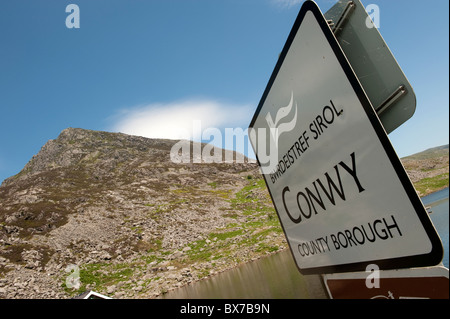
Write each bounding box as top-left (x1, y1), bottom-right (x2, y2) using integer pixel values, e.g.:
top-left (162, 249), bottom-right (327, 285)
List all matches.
top-left (421, 187), bottom-right (449, 268)
top-left (160, 188), bottom-right (449, 299)
top-left (158, 248), bottom-right (309, 299)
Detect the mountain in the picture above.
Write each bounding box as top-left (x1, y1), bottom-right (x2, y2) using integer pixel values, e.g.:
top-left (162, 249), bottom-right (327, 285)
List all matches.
top-left (401, 144), bottom-right (449, 196)
top-left (0, 128), bottom-right (447, 299)
top-left (403, 144), bottom-right (449, 160)
top-left (0, 128), bottom-right (285, 299)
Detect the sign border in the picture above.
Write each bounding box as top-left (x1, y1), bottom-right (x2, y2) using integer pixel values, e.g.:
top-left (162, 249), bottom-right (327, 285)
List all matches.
top-left (249, 0), bottom-right (443, 275)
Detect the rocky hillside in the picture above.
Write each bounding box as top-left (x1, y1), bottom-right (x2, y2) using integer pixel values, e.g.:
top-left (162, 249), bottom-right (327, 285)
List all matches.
top-left (401, 144), bottom-right (449, 196)
top-left (0, 128), bottom-right (285, 299)
top-left (0, 128), bottom-right (447, 299)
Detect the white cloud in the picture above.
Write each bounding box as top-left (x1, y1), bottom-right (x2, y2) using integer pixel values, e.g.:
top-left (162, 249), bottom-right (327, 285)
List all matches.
top-left (271, 0), bottom-right (303, 8)
top-left (111, 98), bottom-right (254, 142)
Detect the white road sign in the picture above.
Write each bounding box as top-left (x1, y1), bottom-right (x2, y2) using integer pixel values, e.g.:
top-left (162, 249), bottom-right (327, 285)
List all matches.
top-left (249, 1), bottom-right (443, 275)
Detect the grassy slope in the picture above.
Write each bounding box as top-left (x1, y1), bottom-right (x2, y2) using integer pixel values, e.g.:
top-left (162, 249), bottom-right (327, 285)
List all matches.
top-left (402, 144), bottom-right (449, 196)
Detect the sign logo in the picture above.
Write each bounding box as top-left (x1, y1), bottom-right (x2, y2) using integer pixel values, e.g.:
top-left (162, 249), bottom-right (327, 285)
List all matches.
top-left (365, 264), bottom-right (380, 288)
top-left (65, 264), bottom-right (81, 289)
top-left (365, 4), bottom-right (380, 29)
top-left (265, 91), bottom-right (298, 147)
top-left (65, 4), bottom-right (80, 29)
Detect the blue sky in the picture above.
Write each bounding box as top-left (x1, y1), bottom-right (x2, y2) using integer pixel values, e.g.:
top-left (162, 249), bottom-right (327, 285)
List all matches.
top-left (0, 0), bottom-right (448, 184)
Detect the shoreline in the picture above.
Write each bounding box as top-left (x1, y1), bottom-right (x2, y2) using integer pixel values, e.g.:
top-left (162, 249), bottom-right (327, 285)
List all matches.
top-left (148, 187), bottom-right (450, 299)
top-left (421, 186), bottom-right (449, 199)
top-left (150, 246), bottom-right (290, 299)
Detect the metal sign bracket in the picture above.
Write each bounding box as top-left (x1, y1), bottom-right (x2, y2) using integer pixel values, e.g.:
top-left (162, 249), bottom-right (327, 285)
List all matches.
top-left (324, 0), bottom-right (417, 134)
top-left (328, 1), bottom-right (356, 35)
top-left (375, 85), bottom-right (408, 115)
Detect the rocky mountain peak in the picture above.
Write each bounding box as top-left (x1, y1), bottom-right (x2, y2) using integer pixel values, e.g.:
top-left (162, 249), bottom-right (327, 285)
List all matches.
top-left (0, 127), bottom-right (282, 299)
top-left (2, 128), bottom-right (178, 186)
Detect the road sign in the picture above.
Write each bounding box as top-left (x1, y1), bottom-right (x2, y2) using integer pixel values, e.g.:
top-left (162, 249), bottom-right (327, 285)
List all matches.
top-left (324, 0), bottom-right (416, 134)
top-left (248, 1), bottom-right (443, 275)
top-left (324, 266), bottom-right (449, 299)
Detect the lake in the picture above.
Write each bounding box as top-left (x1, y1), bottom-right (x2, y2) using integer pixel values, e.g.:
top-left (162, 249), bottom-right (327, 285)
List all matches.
top-left (422, 187), bottom-right (449, 268)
